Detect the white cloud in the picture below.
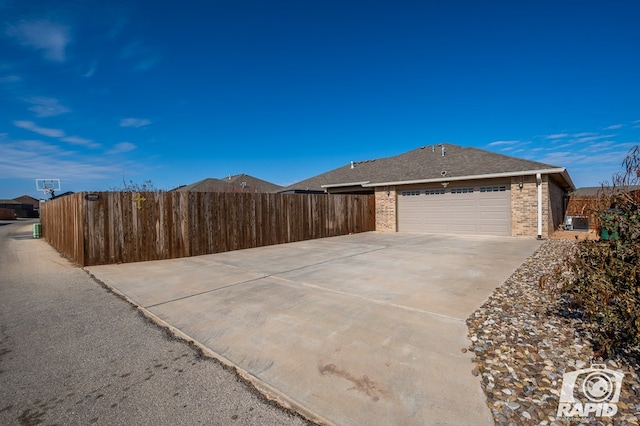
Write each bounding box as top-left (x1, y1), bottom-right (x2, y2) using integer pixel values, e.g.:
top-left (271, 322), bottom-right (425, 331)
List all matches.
top-left (133, 57), bottom-right (159, 72)
top-left (546, 133), bottom-right (569, 139)
top-left (120, 117), bottom-right (151, 128)
top-left (488, 140), bottom-right (520, 146)
top-left (604, 124), bottom-right (623, 130)
top-left (60, 136), bottom-right (100, 149)
top-left (580, 140), bottom-right (616, 152)
top-left (12, 120), bottom-right (99, 149)
top-left (120, 41), bottom-right (159, 72)
top-left (24, 96), bottom-right (70, 117)
top-left (83, 63), bottom-right (97, 78)
top-left (573, 134), bottom-right (616, 143)
top-left (108, 142), bottom-right (137, 154)
top-left (0, 138), bottom-right (143, 182)
top-left (13, 120), bottom-right (64, 138)
top-left (6, 20), bottom-right (71, 62)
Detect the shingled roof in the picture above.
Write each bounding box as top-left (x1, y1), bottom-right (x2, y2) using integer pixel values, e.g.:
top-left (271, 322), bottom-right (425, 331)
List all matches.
top-left (282, 143), bottom-right (575, 192)
top-left (174, 174), bottom-right (283, 193)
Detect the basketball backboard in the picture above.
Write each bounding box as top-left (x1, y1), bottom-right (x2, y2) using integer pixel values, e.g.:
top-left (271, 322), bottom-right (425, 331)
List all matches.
top-left (36, 179), bottom-right (61, 197)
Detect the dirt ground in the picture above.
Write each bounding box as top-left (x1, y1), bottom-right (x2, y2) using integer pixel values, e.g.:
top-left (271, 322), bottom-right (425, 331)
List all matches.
top-left (549, 229), bottom-right (600, 240)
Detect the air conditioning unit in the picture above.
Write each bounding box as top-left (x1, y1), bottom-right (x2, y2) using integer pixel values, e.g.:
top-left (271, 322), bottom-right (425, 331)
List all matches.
top-left (564, 215), bottom-right (589, 231)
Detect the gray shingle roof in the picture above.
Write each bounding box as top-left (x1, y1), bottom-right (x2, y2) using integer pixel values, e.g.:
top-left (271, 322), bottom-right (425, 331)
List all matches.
top-left (571, 185), bottom-right (639, 197)
top-left (283, 144), bottom-right (568, 192)
top-left (174, 174), bottom-right (283, 193)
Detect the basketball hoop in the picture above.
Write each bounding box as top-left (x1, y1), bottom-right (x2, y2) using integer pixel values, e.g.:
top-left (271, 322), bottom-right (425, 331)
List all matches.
top-left (36, 179), bottom-right (61, 199)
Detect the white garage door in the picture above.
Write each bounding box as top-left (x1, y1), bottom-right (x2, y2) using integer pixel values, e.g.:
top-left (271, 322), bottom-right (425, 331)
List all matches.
top-left (397, 183), bottom-right (511, 236)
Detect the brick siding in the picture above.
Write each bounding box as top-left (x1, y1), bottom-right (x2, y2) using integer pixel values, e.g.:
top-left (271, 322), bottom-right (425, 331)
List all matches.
top-left (510, 175), bottom-right (551, 238)
top-left (375, 187), bottom-right (397, 231)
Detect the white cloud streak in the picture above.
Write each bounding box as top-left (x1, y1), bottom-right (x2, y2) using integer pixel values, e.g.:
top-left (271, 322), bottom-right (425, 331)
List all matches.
top-left (5, 20), bottom-right (71, 62)
top-left (24, 96), bottom-right (70, 117)
top-left (573, 134), bottom-right (616, 143)
top-left (488, 124), bottom-right (639, 187)
top-left (60, 136), bottom-right (101, 149)
top-left (13, 120), bottom-right (64, 137)
top-left (83, 63), bottom-right (97, 78)
top-left (13, 120), bottom-right (100, 148)
top-left (604, 124), bottom-right (623, 130)
top-left (0, 138), bottom-right (144, 183)
top-left (120, 41), bottom-right (160, 72)
top-left (108, 142), bottom-right (137, 154)
top-left (546, 133), bottom-right (569, 139)
top-left (488, 140), bottom-right (520, 146)
top-left (120, 117), bottom-right (151, 128)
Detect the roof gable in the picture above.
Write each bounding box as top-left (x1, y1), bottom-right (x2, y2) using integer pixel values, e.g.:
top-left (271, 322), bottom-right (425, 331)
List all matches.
top-left (175, 174), bottom-right (283, 193)
top-left (14, 195), bottom-right (40, 207)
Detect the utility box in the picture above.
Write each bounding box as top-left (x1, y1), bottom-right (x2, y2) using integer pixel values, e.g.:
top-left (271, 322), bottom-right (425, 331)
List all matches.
top-left (33, 223), bottom-right (42, 238)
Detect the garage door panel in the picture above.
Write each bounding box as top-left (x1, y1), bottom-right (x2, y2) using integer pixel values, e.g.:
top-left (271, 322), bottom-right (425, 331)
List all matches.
top-left (451, 223), bottom-right (478, 233)
top-left (478, 198), bottom-right (508, 208)
top-left (398, 183), bottom-right (510, 236)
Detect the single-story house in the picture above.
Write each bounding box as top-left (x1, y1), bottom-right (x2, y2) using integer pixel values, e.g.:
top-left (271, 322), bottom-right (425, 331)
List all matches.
top-left (14, 195), bottom-right (40, 210)
top-left (173, 174), bottom-right (283, 193)
top-left (0, 197), bottom-right (39, 218)
top-left (282, 143), bottom-right (575, 238)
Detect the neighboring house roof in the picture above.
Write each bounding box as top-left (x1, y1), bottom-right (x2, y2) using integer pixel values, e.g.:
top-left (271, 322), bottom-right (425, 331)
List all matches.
top-left (570, 187), bottom-right (604, 197)
top-left (174, 174), bottom-right (283, 193)
top-left (571, 185), bottom-right (639, 197)
top-left (0, 199), bottom-right (20, 205)
top-left (51, 191), bottom-right (74, 199)
top-left (14, 195), bottom-right (40, 208)
top-left (282, 143), bottom-right (575, 192)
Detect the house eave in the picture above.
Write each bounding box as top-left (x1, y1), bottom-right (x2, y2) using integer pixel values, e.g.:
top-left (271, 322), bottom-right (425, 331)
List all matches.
top-left (363, 168), bottom-right (576, 191)
top-left (321, 181), bottom-right (371, 189)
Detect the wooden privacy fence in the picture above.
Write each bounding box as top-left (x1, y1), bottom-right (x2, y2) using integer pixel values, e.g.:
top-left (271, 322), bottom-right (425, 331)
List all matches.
top-left (0, 208), bottom-right (16, 220)
top-left (41, 192), bottom-right (375, 266)
top-left (565, 195), bottom-right (603, 230)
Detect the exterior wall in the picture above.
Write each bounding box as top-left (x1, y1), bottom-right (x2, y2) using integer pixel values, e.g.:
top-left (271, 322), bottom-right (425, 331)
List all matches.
top-left (15, 195), bottom-right (40, 210)
top-left (375, 176), bottom-right (565, 238)
top-left (375, 186), bottom-right (397, 231)
top-left (547, 178), bottom-right (565, 235)
top-left (510, 175), bottom-right (552, 238)
top-left (511, 177), bottom-right (533, 237)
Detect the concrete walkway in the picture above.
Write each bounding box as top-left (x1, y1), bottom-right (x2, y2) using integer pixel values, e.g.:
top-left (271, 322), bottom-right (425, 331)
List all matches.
top-left (87, 232), bottom-right (542, 425)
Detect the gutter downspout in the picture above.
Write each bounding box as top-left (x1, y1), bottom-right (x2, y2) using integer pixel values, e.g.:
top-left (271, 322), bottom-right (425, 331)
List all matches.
top-left (536, 173), bottom-right (542, 239)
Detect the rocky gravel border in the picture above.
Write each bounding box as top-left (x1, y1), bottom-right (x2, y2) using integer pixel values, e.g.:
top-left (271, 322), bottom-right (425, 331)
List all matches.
top-left (466, 239), bottom-right (640, 425)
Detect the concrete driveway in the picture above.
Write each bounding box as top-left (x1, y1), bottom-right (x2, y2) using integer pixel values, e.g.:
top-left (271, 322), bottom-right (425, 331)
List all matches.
top-left (87, 232), bottom-right (541, 425)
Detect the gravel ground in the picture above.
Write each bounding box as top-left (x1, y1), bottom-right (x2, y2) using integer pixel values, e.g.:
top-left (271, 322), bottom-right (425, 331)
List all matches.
top-left (0, 220), bottom-right (313, 426)
top-left (467, 239), bottom-right (640, 426)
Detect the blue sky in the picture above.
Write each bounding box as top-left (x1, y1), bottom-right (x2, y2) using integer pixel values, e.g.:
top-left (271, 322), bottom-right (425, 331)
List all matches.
top-left (1, 0), bottom-right (639, 198)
